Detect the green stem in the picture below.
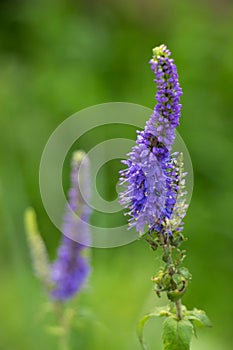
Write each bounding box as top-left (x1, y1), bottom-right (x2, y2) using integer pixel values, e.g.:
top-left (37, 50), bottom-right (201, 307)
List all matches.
top-left (175, 299), bottom-right (183, 320)
top-left (53, 302), bottom-right (70, 350)
top-left (60, 333), bottom-right (69, 350)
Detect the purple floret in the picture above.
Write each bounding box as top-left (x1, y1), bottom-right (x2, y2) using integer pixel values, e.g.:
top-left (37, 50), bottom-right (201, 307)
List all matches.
top-left (50, 236), bottom-right (90, 301)
top-left (120, 145), bottom-right (167, 233)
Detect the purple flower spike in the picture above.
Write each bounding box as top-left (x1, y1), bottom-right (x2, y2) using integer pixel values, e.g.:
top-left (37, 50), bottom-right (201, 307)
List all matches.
top-left (147, 44), bottom-right (183, 149)
top-left (51, 151), bottom-right (91, 301)
top-left (50, 236), bottom-right (90, 301)
top-left (119, 45), bottom-right (183, 235)
top-left (120, 148), bottom-right (167, 233)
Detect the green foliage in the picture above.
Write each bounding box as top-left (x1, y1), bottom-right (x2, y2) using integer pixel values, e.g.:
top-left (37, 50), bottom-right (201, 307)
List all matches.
top-left (186, 308), bottom-right (212, 336)
top-left (137, 306), bottom-right (171, 350)
top-left (178, 267), bottom-right (192, 281)
top-left (150, 232), bottom-right (191, 302)
top-left (138, 305), bottom-right (211, 350)
top-left (162, 317), bottom-right (193, 350)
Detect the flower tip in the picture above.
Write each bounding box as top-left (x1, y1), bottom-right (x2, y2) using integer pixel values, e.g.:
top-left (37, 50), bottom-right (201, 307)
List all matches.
top-left (151, 44), bottom-right (170, 62)
top-left (72, 150), bottom-right (86, 165)
top-left (24, 207), bottom-right (38, 237)
top-left (24, 207), bottom-right (51, 287)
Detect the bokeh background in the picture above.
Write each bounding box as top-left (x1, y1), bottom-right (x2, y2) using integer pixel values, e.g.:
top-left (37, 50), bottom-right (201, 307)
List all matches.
top-left (0, 0), bottom-right (233, 349)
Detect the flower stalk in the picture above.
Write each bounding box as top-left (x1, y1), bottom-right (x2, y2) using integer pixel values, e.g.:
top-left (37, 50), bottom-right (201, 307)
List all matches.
top-left (119, 44), bottom-right (211, 349)
top-left (25, 150), bottom-right (92, 350)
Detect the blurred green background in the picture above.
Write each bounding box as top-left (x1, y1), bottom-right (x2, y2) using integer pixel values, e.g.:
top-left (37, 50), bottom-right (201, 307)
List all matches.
top-left (0, 0), bottom-right (233, 349)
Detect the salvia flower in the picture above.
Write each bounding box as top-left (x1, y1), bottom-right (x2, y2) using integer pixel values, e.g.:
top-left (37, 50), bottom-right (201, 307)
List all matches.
top-left (50, 151), bottom-right (92, 301)
top-left (119, 45), bottom-right (183, 234)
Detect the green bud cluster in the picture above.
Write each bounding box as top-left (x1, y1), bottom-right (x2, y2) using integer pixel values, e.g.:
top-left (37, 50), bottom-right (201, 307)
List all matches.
top-left (24, 208), bottom-right (51, 289)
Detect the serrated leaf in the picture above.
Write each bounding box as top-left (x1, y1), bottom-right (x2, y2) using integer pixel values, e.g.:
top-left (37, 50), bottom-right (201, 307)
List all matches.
top-left (137, 306), bottom-right (171, 350)
top-left (187, 309), bottom-right (212, 328)
top-left (162, 317), bottom-right (193, 350)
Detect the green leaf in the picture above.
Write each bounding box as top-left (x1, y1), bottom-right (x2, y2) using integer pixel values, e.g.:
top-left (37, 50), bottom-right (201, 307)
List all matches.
top-left (187, 309), bottom-right (212, 328)
top-left (172, 274), bottom-right (183, 285)
top-left (137, 306), bottom-right (171, 350)
top-left (167, 287), bottom-right (186, 302)
top-left (162, 317), bottom-right (193, 350)
top-left (178, 267), bottom-right (192, 281)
